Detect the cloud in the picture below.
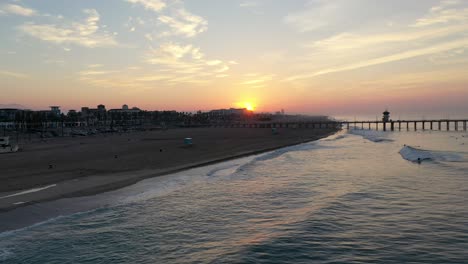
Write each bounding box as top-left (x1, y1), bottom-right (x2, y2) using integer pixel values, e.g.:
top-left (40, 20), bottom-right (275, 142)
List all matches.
top-left (158, 8), bottom-right (208, 38)
top-left (241, 74), bottom-right (274, 87)
top-left (134, 74), bottom-right (173, 82)
top-left (239, 1), bottom-right (263, 15)
top-left (240, 1), bottom-right (259, 8)
top-left (360, 67), bottom-right (468, 90)
top-left (282, 0), bottom-right (468, 83)
top-left (413, 1), bottom-right (468, 27)
top-left (0, 70), bottom-right (28, 78)
top-left (284, 0), bottom-right (339, 32)
top-left (79, 70), bottom-right (117, 76)
top-left (191, 48), bottom-right (204, 60)
top-left (19, 9), bottom-right (117, 48)
top-left (87, 64), bottom-right (104, 68)
top-left (125, 16), bottom-right (145, 32)
top-left (139, 42), bottom-right (234, 84)
top-left (145, 43), bottom-right (194, 65)
top-left (126, 0), bottom-right (166, 12)
top-left (205, 60), bottom-right (222, 66)
top-left (0, 4), bottom-right (36, 16)
top-left (124, 0), bottom-right (208, 38)
top-left (286, 38), bottom-right (468, 81)
top-left (308, 24), bottom-right (468, 52)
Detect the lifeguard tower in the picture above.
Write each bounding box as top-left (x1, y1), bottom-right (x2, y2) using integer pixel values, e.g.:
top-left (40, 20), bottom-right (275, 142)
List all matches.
top-left (382, 110), bottom-right (390, 122)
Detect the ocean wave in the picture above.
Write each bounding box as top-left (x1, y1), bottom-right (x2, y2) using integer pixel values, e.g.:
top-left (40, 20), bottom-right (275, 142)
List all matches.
top-left (323, 133), bottom-right (349, 141)
top-left (234, 141), bottom-right (332, 173)
top-left (348, 129), bottom-right (394, 142)
top-left (399, 145), bottom-right (466, 163)
top-left (207, 163), bottom-right (242, 177)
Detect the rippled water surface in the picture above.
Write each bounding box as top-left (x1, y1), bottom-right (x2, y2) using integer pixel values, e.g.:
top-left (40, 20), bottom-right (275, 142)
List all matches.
top-left (1, 130), bottom-right (468, 263)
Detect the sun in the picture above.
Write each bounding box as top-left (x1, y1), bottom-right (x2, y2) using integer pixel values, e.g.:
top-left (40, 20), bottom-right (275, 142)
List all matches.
top-left (243, 102), bottom-right (255, 111)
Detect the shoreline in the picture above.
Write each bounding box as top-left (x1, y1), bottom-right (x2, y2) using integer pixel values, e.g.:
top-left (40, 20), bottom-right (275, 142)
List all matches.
top-left (0, 128), bottom-right (338, 214)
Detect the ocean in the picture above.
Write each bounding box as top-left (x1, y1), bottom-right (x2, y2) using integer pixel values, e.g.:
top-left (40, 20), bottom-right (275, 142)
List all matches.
top-left (1, 128), bottom-right (468, 263)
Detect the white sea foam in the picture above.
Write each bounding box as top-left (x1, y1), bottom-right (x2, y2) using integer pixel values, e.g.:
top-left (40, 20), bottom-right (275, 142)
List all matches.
top-left (399, 145), bottom-right (466, 163)
top-left (348, 128), bottom-right (393, 142)
top-left (121, 140), bottom-right (334, 204)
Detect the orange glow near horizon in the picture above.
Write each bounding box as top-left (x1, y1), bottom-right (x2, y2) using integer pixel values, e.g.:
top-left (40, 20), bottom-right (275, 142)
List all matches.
top-left (244, 102), bottom-right (255, 111)
top-left (236, 101), bottom-right (256, 111)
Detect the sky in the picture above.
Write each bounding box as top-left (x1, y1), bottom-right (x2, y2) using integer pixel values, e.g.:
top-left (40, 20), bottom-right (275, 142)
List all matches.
top-left (1, 0), bottom-right (468, 118)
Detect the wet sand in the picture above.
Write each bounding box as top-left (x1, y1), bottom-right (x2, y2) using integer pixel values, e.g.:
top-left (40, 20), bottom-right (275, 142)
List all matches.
top-left (0, 127), bottom-right (337, 212)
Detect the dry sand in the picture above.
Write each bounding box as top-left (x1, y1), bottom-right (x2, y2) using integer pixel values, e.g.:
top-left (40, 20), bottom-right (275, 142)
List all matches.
top-left (0, 127), bottom-right (337, 212)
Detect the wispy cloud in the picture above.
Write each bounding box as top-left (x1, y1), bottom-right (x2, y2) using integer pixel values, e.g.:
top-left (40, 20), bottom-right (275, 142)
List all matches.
top-left (241, 74), bottom-right (274, 87)
top-left (308, 24), bottom-right (468, 52)
top-left (158, 8), bottom-right (208, 38)
top-left (0, 4), bottom-right (36, 17)
top-left (284, 0), bottom-right (338, 32)
top-left (145, 42), bottom-right (194, 65)
top-left (87, 64), bottom-right (104, 68)
top-left (19, 9), bottom-right (117, 48)
top-left (239, 1), bottom-right (264, 15)
top-left (126, 0), bottom-right (166, 12)
top-left (413, 0), bottom-right (468, 27)
top-left (240, 1), bottom-right (259, 8)
top-left (286, 38), bottom-right (468, 81)
top-left (283, 0), bottom-right (468, 82)
top-left (0, 70), bottom-right (28, 78)
top-left (124, 16), bottom-right (145, 32)
top-left (142, 42), bottom-right (233, 83)
top-left (79, 70), bottom-right (118, 76)
top-left (124, 0), bottom-right (208, 38)
top-left (359, 67), bottom-right (468, 91)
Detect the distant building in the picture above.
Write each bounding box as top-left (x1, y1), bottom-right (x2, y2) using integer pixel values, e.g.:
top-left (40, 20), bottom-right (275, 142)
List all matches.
top-left (209, 108), bottom-right (250, 116)
top-left (81, 104), bottom-right (107, 123)
top-left (50, 106), bottom-right (61, 116)
top-left (382, 110), bottom-right (390, 122)
top-left (0, 108), bottom-right (20, 121)
top-left (67, 110), bottom-right (77, 115)
top-left (81, 107), bottom-right (90, 116)
top-left (275, 109), bottom-right (285, 116)
top-left (97, 104), bottom-right (106, 112)
top-left (109, 104), bottom-right (140, 114)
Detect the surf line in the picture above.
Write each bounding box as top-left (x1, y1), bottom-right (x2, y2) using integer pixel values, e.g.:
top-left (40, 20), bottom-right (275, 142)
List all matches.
top-left (0, 184), bottom-right (57, 200)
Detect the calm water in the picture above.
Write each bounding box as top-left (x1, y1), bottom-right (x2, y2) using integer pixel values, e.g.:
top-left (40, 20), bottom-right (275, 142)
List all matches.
top-left (1, 129), bottom-right (468, 263)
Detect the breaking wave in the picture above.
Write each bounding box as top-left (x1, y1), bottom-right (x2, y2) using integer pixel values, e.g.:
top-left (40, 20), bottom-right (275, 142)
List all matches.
top-left (399, 145), bottom-right (467, 163)
top-left (348, 128), bottom-right (394, 142)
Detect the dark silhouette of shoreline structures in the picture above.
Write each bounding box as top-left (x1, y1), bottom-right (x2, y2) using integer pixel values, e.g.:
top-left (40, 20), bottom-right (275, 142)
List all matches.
top-left (1, 105), bottom-right (466, 144)
top-left (0, 104), bottom-right (329, 142)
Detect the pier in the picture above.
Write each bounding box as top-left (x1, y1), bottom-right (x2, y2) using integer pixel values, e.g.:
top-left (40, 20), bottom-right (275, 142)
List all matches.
top-left (338, 119), bottom-right (468, 131)
top-left (210, 119), bottom-right (468, 131)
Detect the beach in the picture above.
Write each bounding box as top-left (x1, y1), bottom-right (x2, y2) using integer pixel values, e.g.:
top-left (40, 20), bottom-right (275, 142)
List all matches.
top-left (0, 127), bottom-right (336, 212)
